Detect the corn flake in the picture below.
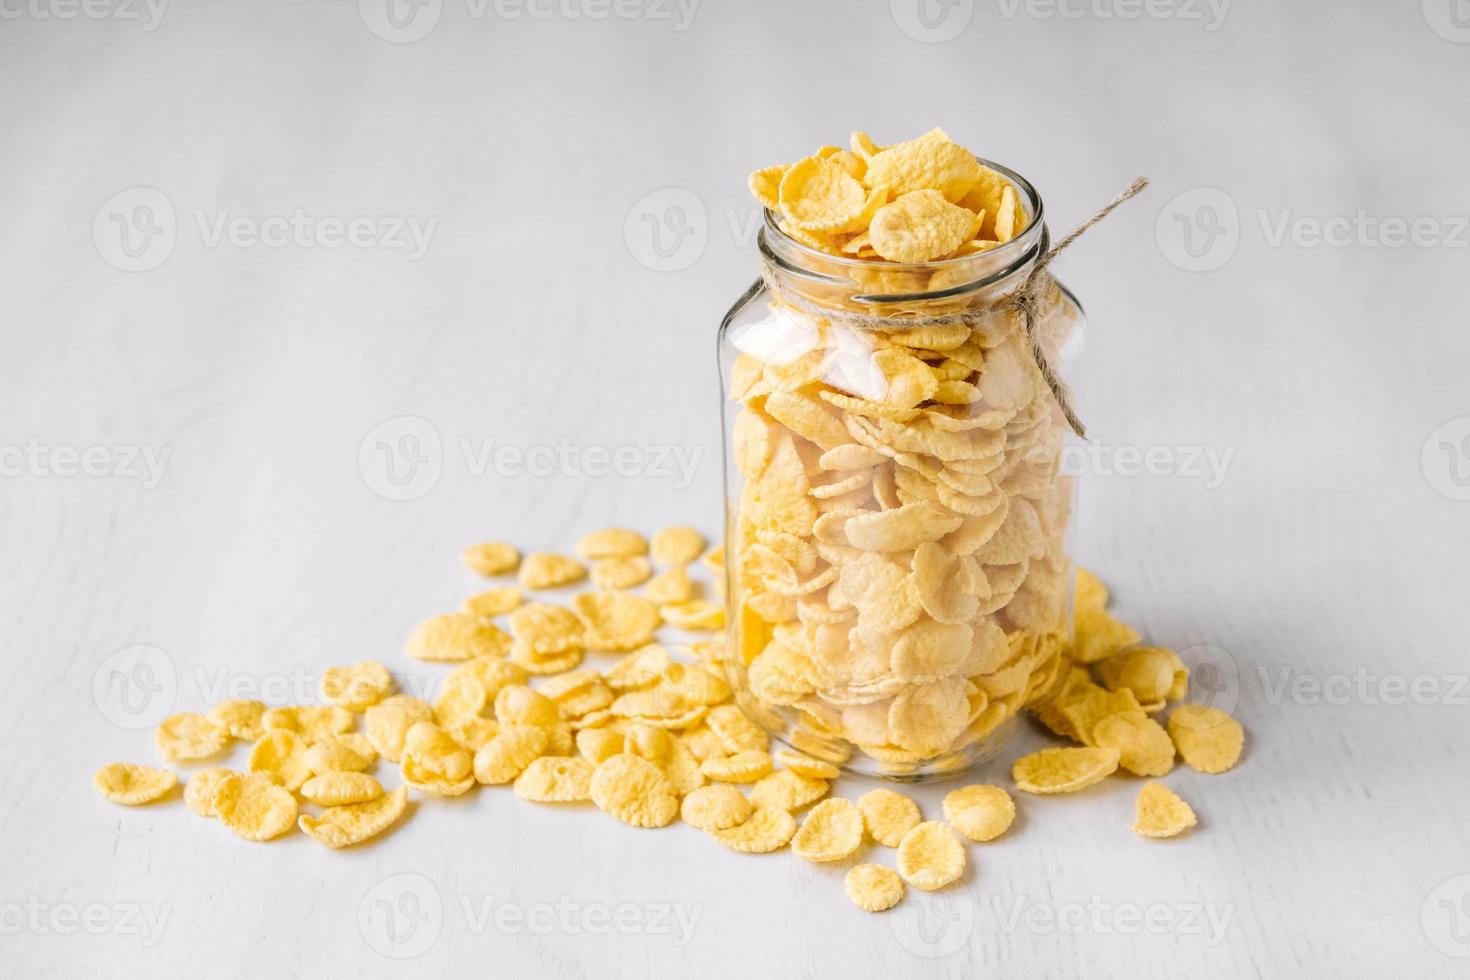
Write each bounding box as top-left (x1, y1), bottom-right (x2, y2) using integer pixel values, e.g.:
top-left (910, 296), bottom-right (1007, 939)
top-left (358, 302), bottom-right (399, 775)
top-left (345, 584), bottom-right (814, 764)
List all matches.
top-left (1012, 746), bottom-right (1120, 794)
top-left (301, 771), bottom-right (384, 807)
top-left (1130, 780), bottom-right (1197, 838)
top-left (792, 798), bottom-right (864, 862)
top-left (651, 526), bottom-right (706, 567)
top-left (319, 659), bottom-right (394, 711)
top-left (463, 586), bottom-right (523, 619)
top-left (249, 729), bottom-right (313, 791)
top-left (857, 788), bottom-right (921, 847)
top-left (589, 753), bottom-right (679, 828)
top-left (710, 806), bottom-right (797, 853)
top-left (748, 769), bottom-right (830, 811)
top-left (576, 528), bottom-right (648, 559)
top-left (214, 772), bottom-right (298, 841)
top-left (298, 785), bottom-right (409, 848)
top-left (514, 756), bottom-right (595, 803)
top-left (845, 864), bottom-right (904, 913)
top-left (572, 591), bottom-right (662, 652)
top-left (155, 712), bottom-right (230, 762)
top-left (462, 541), bottom-right (520, 576)
top-left (1168, 705), bottom-right (1244, 774)
top-left (519, 552), bottom-right (588, 590)
top-left (896, 821), bottom-right (966, 891)
top-left (681, 784), bottom-right (753, 831)
top-left (942, 784), bottom-right (1015, 842)
top-left (93, 763), bottom-right (178, 805)
top-left (474, 725), bottom-right (550, 784)
top-left (407, 612), bottom-right (512, 663)
top-left (592, 556), bottom-right (654, 590)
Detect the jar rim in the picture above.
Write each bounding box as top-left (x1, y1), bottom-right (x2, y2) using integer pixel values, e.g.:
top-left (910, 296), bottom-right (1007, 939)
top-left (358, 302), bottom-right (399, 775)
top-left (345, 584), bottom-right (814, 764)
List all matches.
top-left (758, 156), bottom-right (1047, 304)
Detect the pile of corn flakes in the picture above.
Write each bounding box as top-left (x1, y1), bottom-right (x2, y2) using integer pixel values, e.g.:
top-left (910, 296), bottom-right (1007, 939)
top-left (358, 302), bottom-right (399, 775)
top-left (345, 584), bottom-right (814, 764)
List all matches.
top-left (95, 525), bottom-right (1243, 914)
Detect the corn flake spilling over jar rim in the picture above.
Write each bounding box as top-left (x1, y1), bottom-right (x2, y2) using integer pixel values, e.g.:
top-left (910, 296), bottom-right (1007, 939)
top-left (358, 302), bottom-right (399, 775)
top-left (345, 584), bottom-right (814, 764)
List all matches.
top-left (750, 128), bottom-right (1029, 262)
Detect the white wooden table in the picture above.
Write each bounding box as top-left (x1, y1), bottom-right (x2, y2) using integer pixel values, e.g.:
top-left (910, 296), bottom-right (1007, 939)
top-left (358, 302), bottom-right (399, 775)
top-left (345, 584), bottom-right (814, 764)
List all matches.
top-left (4, 1), bottom-right (1469, 976)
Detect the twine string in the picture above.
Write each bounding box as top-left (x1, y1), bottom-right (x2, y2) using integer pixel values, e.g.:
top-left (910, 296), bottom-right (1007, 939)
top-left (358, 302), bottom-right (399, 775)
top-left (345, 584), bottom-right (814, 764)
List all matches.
top-left (758, 176), bottom-right (1151, 440)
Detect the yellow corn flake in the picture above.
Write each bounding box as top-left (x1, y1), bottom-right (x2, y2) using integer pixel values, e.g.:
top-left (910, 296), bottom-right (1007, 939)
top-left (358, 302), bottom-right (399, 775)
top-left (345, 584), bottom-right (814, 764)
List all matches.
top-left (184, 767), bottom-right (236, 816)
top-left (1130, 780), bottom-right (1197, 838)
top-left (993, 184), bottom-right (1021, 242)
top-left (748, 164), bottom-right (786, 211)
top-left (845, 864), bottom-right (904, 913)
top-left (514, 756), bottom-right (595, 803)
top-left (318, 659), bottom-right (394, 711)
top-left (779, 154), bottom-right (871, 233)
top-left (206, 699), bottom-right (266, 740)
top-left (1096, 646), bottom-right (1188, 706)
top-left (576, 728), bottom-right (625, 764)
top-left (589, 753), bottom-right (679, 828)
top-left (434, 673), bottom-right (491, 724)
top-left (401, 722), bottom-right (475, 797)
top-left (659, 599), bottom-right (725, 631)
top-left (462, 541), bottom-right (520, 576)
top-left (942, 784), bottom-right (1015, 843)
top-left (651, 526), bottom-right (706, 567)
top-left (300, 771), bottom-right (384, 807)
top-left (896, 821), bottom-right (966, 891)
top-left (1076, 565), bottom-right (1108, 611)
top-left (1168, 704), bottom-right (1245, 774)
top-left (305, 738), bottom-right (375, 775)
top-left (442, 715), bottom-right (501, 751)
top-left (519, 551), bottom-right (588, 590)
top-left (463, 586), bottom-right (523, 619)
top-left (701, 750), bottom-right (773, 784)
top-left (710, 806), bottom-right (797, 853)
top-left (93, 763), bottom-right (178, 805)
top-left (155, 712), bottom-right (230, 762)
top-left (862, 128), bottom-right (983, 202)
top-left (510, 642), bottom-right (585, 676)
top-left (576, 528), bottom-right (648, 559)
top-left (509, 603), bottom-right (585, 654)
top-left (680, 784), bottom-right (753, 831)
top-left (591, 556), bottom-right (654, 590)
top-left (363, 696), bottom-right (434, 763)
top-left (773, 748), bottom-right (840, 780)
top-left (248, 729), bottom-right (313, 791)
top-left (298, 786), bottom-right (409, 848)
top-left (868, 189), bottom-right (982, 264)
top-left (572, 591), bottom-right (662, 652)
top-left (406, 612), bottom-right (512, 663)
top-left (792, 798), bottom-right (865, 862)
top-left (261, 704), bottom-right (356, 741)
top-left (448, 657), bottom-right (528, 697)
top-left (748, 769), bottom-right (830, 811)
top-left (1012, 746), bottom-right (1120, 794)
top-left (1093, 712), bottom-right (1176, 777)
top-left (857, 788), bottom-right (922, 847)
top-left (644, 567), bottom-right (694, 604)
top-left (214, 772), bottom-right (298, 841)
top-left (1072, 606), bottom-right (1141, 664)
top-left (706, 704), bottom-right (769, 753)
top-left (702, 545), bottom-right (725, 575)
top-left (494, 684), bottom-right (562, 727)
top-left (474, 725), bottom-right (550, 784)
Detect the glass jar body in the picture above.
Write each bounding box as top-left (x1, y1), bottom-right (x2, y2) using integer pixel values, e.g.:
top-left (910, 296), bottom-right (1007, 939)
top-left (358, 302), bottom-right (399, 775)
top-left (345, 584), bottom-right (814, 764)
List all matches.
top-left (715, 203), bottom-right (1083, 780)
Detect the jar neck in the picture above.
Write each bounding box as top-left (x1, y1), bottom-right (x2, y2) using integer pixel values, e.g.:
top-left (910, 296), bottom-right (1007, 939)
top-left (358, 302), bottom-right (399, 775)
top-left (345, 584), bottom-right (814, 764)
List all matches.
top-left (757, 159), bottom-right (1047, 319)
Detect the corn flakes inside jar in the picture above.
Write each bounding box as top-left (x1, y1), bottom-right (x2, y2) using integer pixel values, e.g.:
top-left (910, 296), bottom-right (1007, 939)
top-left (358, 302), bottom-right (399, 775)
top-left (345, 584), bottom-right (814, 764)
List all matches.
top-left (716, 128), bottom-right (1083, 779)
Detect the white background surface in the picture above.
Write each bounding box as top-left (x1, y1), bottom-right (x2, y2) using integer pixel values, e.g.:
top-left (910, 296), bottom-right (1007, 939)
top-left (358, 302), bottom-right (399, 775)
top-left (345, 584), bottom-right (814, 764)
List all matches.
top-left (3, 1), bottom-right (1470, 977)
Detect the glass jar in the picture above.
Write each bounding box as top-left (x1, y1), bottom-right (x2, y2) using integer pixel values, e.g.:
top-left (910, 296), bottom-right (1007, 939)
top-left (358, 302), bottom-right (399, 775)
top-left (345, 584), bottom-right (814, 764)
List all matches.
top-left (715, 161), bottom-right (1083, 780)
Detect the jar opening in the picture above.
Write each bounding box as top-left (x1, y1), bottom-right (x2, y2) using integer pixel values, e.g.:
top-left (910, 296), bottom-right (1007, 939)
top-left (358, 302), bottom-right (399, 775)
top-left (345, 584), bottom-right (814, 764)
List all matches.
top-left (758, 157), bottom-right (1046, 308)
